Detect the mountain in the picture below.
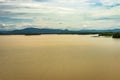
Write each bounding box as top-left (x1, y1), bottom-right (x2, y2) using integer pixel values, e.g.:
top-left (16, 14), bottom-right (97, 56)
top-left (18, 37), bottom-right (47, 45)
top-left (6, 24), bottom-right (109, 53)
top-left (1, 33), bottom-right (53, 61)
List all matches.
top-left (0, 28), bottom-right (70, 35)
top-left (0, 27), bottom-right (120, 35)
top-left (79, 29), bottom-right (120, 33)
top-left (12, 28), bottom-right (67, 33)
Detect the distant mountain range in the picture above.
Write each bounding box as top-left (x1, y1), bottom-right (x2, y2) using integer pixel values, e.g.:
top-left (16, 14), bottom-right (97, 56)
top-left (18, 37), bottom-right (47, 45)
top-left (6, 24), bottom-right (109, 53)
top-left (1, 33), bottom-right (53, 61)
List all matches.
top-left (0, 27), bottom-right (120, 35)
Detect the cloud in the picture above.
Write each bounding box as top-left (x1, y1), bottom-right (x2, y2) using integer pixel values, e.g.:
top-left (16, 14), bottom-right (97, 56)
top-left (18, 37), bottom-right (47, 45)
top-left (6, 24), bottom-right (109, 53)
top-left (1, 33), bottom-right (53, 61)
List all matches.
top-left (93, 16), bottom-right (120, 21)
top-left (0, 16), bottom-right (33, 23)
top-left (0, 0), bottom-right (120, 30)
top-left (34, 0), bottom-right (49, 2)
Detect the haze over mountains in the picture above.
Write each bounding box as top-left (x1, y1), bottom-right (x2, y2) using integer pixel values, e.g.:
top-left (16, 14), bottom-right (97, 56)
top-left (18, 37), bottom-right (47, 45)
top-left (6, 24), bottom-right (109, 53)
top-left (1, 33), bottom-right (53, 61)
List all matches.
top-left (0, 27), bottom-right (120, 35)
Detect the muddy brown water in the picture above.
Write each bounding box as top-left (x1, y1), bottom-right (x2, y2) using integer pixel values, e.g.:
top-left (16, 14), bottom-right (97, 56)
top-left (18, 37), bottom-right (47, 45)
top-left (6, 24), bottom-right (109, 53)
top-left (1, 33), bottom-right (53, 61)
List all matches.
top-left (0, 35), bottom-right (120, 80)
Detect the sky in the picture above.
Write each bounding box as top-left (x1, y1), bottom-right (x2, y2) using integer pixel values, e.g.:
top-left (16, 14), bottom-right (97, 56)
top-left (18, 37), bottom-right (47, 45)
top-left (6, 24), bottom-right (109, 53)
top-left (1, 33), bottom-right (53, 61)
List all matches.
top-left (0, 0), bottom-right (120, 30)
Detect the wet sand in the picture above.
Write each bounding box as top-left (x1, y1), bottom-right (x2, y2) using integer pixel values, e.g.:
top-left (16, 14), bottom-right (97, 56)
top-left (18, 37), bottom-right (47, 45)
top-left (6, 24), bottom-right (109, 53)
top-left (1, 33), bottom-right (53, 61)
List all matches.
top-left (0, 35), bottom-right (120, 80)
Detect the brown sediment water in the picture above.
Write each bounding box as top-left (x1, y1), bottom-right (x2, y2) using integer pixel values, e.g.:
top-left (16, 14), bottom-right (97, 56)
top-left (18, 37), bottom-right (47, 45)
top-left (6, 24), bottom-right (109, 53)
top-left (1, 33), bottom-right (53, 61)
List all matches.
top-left (0, 35), bottom-right (120, 80)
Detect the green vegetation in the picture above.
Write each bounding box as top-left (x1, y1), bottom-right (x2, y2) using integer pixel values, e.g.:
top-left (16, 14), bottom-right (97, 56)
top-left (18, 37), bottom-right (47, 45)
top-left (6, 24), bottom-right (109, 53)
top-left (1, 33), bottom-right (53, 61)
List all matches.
top-left (99, 32), bottom-right (120, 38)
top-left (113, 33), bottom-right (120, 38)
top-left (99, 32), bottom-right (113, 36)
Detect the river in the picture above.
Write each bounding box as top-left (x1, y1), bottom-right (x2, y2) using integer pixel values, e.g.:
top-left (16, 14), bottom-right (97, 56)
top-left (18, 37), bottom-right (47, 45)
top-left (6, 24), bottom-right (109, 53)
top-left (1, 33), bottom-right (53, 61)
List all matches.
top-left (0, 35), bottom-right (120, 80)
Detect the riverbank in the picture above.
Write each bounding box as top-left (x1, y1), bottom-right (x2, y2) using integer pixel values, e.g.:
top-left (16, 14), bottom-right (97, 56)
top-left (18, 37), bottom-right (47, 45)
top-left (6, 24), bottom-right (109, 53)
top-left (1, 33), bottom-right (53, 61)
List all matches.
top-left (99, 32), bottom-right (120, 38)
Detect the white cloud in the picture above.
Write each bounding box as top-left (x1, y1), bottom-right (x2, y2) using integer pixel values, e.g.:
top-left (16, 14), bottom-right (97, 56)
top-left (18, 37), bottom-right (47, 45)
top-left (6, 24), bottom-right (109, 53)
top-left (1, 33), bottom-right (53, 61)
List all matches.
top-left (0, 0), bottom-right (120, 30)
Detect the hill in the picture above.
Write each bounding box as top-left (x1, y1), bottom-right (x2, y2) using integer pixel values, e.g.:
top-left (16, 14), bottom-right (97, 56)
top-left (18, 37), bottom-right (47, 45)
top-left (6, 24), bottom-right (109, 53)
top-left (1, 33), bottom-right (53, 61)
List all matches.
top-left (0, 27), bottom-right (120, 35)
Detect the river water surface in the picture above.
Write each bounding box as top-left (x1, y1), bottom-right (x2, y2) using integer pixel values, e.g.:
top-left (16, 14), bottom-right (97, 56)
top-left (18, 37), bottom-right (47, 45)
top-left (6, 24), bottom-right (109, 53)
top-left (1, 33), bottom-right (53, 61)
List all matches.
top-left (0, 35), bottom-right (120, 80)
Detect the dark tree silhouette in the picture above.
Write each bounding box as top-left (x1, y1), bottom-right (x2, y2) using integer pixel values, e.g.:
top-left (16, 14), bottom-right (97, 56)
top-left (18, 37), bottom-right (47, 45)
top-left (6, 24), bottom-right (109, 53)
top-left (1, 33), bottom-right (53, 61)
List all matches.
top-left (112, 33), bottom-right (120, 38)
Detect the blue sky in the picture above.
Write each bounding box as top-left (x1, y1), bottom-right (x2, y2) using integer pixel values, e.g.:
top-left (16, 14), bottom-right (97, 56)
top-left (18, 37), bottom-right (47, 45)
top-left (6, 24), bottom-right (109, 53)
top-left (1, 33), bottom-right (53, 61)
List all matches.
top-left (0, 0), bottom-right (120, 30)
